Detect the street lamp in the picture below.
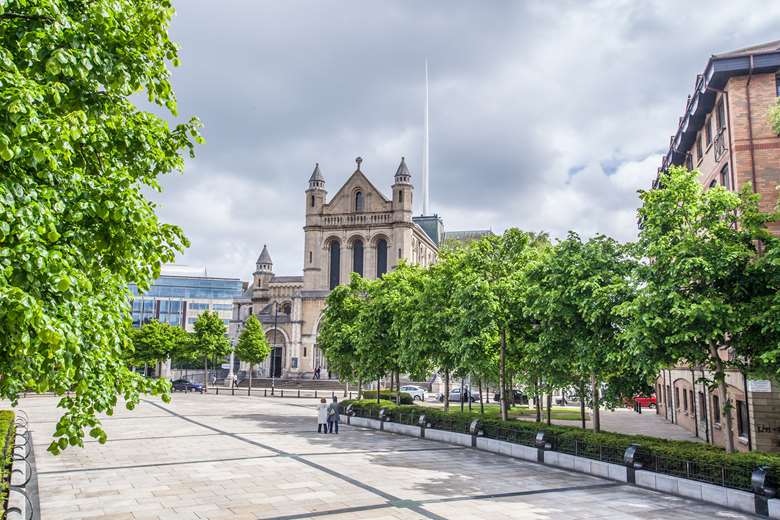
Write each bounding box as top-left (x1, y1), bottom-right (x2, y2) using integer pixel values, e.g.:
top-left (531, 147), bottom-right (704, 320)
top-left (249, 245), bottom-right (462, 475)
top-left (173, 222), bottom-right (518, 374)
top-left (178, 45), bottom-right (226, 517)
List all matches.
top-left (270, 301), bottom-right (279, 395)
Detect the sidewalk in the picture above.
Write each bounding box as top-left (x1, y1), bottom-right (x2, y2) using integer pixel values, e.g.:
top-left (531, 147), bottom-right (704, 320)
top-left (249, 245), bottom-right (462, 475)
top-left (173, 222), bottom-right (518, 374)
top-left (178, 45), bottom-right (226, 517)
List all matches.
top-left (520, 406), bottom-right (704, 443)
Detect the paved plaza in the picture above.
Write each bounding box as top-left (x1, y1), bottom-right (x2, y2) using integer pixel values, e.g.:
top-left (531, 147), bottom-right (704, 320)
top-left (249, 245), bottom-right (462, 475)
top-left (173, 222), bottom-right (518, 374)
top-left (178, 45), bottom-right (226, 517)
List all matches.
top-left (15, 394), bottom-right (759, 519)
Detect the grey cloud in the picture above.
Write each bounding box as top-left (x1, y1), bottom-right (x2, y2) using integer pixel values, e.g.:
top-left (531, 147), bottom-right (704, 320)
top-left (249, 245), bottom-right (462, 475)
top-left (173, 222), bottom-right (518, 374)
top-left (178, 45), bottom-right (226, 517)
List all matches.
top-left (152, 0), bottom-right (780, 279)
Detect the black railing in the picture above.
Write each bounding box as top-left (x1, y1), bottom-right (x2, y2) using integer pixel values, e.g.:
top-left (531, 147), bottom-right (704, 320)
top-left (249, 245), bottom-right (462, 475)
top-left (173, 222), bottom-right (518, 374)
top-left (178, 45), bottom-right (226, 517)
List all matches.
top-left (481, 423), bottom-right (536, 447)
top-left (555, 438), bottom-right (625, 465)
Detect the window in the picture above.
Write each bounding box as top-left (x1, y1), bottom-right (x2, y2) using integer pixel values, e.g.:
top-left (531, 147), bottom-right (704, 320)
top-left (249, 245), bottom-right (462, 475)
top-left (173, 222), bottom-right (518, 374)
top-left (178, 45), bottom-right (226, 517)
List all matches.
top-left (189, 302), bottom-right (209, 310)
top-left (685, 154), bottom-right (693, 171)
top-left (666, 385), bottom-right (671, 407)
top-left (683, 389), bottom-right (688, 412)
top-left (699, 392), bottom-right (706, 422)
top-left (696, 135), bottom-right (703, 160)
top-left (310, 195), bottom-right (315, 207)
top-left (352, 239), bottom-right (364, 276)
top-left (187, 317), bottom-right (196, 324)
top-left (720, 163), bottom-right (730, 190)
top-left (737, 400), bottom-right (748, 438)
top-left (309, 251), bottom-right (312, 264)
top-left (709, 179), bottom-right (717, 189)
top-left (713, 394), bottom-right (721, 424)
top-left (355, 191), bottom-right (364, 212)
top-left (675, 387), bottom-right (680, 409)
top-left (399, 190), bottom-right (404, 203)
top-left (222, 319), bottom-right (230, 325)
top-left (329, 241), bottom-right (340, 289)
top-left (282, 302), bottom-right (292, 315)
top-left (376, 239), bottom-right (388, 278)
top-left (776, 73), bottom-right (780, 97)
top-left (398, 248), bottom-right (402, 259)
top-left (716, 98), bottom-right (726, 131)
top-left (689, 390), bottom-right (694, 414)
top-left (705, 117), bottom-right (712, 145)
top-left (303, 347), bottom-right (307, 357)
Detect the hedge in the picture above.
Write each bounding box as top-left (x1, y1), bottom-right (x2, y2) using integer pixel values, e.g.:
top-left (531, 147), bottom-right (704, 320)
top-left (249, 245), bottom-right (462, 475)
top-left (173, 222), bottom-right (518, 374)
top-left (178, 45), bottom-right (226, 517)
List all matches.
top-left (342, 400), bottom-right (780, 490)
top-left (360, 391), bottom-right (414, 405)
top-left (0, 411), bottom-right (15, 520)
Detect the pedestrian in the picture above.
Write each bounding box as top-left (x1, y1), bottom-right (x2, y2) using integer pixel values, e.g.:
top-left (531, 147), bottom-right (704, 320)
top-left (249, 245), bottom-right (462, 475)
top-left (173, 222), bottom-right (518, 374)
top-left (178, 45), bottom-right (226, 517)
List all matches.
top-left (327, 396), bottom-right (340, 434)
top-left (232, 374), bottom-right (238, 388)
top-left (314, 367), bottom-right (320, 380)
top-left (317, 398), bottom-right (329, 433)
top-left (212, 374), bottom-right (217, 386)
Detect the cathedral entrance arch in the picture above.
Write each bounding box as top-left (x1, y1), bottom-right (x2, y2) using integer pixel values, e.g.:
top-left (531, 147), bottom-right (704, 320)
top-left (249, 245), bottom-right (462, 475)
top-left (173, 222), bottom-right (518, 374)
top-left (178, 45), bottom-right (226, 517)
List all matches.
top-left (265, 328), bottom-right (287, 378)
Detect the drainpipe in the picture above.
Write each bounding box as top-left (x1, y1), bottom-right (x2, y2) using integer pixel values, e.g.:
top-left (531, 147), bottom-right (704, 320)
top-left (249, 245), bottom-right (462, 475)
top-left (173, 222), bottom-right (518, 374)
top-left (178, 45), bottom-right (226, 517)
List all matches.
top-left (746, 55), bottom-right (757, 194)
top-left (662, 370), bottom-right (668, 421)
top-left (691, 368), bottom-right (699, 439)
top-left (702, 368), bottom-right (711, 444)
top-left (742, 371), bottom-right (753, 451)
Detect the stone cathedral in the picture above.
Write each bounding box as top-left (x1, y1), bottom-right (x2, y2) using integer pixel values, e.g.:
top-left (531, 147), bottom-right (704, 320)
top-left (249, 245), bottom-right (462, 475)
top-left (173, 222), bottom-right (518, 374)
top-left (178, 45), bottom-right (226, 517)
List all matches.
top-left (230, 157), bottom-right (478, 379)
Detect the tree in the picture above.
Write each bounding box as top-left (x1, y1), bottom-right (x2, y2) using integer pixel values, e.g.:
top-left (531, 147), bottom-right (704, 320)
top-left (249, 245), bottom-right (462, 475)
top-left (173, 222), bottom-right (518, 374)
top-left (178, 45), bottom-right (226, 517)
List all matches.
top-left (526, 233), bottom-right (640, 432)
top-left (0, 1), bottom-right (200, 453)
top-left (234, 315), bottom-right (271, 392)
top-left (318, 275), bottom-right (367, 394)
top-left (192, 311), bottom-right (231, 392)
top-left (128, 320), bottom-right (190, 377)
top-left (627, 166), bottom-right (773, 452)
top-left (770, 99), bottom-right (780, 136)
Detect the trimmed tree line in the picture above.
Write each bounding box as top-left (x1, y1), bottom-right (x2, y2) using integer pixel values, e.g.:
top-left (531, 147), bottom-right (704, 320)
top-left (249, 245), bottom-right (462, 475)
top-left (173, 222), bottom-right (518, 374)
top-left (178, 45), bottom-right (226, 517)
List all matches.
top-left (319, 166), bottom-right (780, 452)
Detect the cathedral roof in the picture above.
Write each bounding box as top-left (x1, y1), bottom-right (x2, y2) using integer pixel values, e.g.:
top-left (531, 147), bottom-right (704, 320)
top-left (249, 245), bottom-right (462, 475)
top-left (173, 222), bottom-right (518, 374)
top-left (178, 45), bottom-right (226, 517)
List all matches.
top-left (395, 157), bottom-right (411, 178)
top-left (309, 163), bottom-right (324, 182)
top-left (256, 244), bottom-right (272, 265)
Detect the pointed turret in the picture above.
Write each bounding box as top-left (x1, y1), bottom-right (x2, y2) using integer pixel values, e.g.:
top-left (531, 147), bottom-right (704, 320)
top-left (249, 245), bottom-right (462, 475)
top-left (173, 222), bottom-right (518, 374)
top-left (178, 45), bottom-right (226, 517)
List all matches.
top-left (308, 163), bottom-right (325, 190)
top-left (255, 244), bottom-right (273, 274)
top-left (394, 156), bottom-right (411, 185)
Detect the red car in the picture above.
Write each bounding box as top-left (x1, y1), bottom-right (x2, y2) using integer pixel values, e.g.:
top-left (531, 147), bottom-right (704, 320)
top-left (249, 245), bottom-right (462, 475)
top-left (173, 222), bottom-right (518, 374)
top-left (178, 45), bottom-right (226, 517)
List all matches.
top-left (633, 395), bottom-right (656, 408)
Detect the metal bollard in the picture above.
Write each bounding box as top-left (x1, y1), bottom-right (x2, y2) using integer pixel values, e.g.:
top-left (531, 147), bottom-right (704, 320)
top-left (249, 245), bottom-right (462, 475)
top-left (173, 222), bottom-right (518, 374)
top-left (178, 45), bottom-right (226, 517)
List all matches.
top-left (469, 419), bottom-right (482, 448)
top-left (264, 388), bottom-right (267, 397)
top-left (752, 466), bottom-right (776, 516)
top-left (623, 444), bottom-right (642, 485)
top-left (298, 389), bottom-right (300, 398)
top-left (418, 415), bottom-right (428, 439)
top-left (534, 431), bottom-right (550, 463)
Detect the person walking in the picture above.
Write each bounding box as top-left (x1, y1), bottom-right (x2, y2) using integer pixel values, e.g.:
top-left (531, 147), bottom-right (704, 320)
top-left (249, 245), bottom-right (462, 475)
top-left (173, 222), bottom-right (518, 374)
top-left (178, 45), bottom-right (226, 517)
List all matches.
top-left (232, 374), bottom-right (238, 388)
top-left (317, 397), bottom-right (329, 433)
top-left (327, 396), bottom-right (340, 434)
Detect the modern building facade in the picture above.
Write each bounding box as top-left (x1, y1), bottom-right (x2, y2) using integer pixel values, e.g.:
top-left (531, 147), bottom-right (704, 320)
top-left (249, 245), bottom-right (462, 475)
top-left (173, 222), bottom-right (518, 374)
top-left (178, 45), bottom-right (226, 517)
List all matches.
top-left (230, 157), bottom-right (473, 380)
top-left (656, 41), bottom-right (780, 452)
top-left (130, 265), bottom-right (243, 333)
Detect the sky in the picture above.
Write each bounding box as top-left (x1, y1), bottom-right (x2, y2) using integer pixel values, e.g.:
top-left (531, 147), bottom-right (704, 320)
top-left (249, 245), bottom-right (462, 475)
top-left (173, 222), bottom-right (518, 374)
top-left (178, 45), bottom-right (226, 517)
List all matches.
top-left (150, 0), bottom-right (780, 279)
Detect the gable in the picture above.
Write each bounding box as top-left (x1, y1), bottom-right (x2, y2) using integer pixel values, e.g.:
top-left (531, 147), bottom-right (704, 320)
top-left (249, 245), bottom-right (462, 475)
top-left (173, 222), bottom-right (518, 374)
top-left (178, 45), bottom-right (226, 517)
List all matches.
top-left (323, 170), bottom-right (391, 215)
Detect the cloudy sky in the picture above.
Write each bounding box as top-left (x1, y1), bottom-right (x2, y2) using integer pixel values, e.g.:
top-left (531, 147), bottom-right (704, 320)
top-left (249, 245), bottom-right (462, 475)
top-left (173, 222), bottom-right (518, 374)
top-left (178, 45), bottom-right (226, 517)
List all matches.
top-left (151, 0), bottom-right (780, 279)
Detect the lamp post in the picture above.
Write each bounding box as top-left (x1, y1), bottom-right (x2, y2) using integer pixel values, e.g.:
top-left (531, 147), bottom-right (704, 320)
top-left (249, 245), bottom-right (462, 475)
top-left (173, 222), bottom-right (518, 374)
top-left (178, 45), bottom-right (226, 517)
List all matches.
top-left (271, 301), bottom-right (279, 395)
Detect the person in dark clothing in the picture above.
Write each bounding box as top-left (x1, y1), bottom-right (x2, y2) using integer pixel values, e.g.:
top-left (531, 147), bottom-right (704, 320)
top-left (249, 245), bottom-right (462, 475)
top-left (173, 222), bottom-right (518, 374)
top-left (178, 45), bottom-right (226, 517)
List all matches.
top-left (327, 396), bottom-right (340, 434)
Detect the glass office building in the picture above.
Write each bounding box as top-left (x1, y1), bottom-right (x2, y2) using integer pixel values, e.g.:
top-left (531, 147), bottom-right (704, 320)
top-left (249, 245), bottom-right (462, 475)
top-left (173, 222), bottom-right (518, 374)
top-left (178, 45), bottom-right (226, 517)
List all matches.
top-left (129, 266), bottom-right (244, 332)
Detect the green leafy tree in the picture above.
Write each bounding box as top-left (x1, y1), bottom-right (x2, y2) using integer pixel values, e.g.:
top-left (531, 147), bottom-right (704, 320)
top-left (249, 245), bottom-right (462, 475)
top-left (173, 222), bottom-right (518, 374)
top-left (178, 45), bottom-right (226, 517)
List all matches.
top-left (192, 311), bottom-right (230, 392)
top-left (627, 166), bottom-right (773, 452)
top-left (526, 233), bottom-right (639, 432)
top-left (234, 315), bottom-right (271, 391)
top-left (0, 1), bottom-right (200, 453)
top-left (770, 99), bottom-right (780, 136)
top-left (318, 275), bottom-right (367, 392)
top-left (128, 320), bottom-right (190, 377)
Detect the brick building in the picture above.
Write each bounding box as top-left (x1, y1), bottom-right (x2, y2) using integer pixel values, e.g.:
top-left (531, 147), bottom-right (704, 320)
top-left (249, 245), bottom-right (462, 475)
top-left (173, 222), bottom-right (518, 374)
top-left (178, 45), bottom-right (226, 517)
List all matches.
top-left (656, 41), bottom-right (780, 452)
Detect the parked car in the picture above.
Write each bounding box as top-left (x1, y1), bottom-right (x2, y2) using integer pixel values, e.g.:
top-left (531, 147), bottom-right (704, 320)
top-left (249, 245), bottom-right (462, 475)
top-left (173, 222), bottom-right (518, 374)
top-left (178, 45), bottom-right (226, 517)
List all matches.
top-left (399, 385), bottom-right (426, 401)
top-left (439, 387), bottom-right (480, 403)
top-left (171, 379), bottom-right (204, 393)
top-left (493, 389), bottom-right (528, 405)
top-left (633, 395), bottom-right (656, 408)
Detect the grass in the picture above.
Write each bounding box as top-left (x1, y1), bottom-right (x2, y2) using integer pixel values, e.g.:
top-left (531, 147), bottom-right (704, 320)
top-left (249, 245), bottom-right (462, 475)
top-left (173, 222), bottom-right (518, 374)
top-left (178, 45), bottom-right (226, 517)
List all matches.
top-left (445, 403), bottom-right (588, 421)
top-left (0, 410), bottom-right (14, 520)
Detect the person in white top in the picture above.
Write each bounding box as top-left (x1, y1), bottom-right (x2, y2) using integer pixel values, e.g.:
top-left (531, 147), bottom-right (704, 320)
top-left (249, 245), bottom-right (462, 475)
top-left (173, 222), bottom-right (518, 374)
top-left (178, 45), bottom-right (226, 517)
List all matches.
top-left (317, 398), bottom-right (329, 433)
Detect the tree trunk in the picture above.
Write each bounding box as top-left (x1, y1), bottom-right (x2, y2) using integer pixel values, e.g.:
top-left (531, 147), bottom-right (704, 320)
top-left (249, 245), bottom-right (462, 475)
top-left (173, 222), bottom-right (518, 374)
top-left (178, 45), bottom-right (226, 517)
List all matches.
top-left (444, 369), bottom-right (450, 412)
top-left (460, 377), bottom-right (465, 413)
top-left (535, 379), bottom-right (541, 422)
top-left (248, 363), bottom-right (253, 396)
top-left (204, 357), bottom-right (208, 392)
top-left (478, 377), bottom-right (484, 414)
top-left (710, 344), bottom-right (735, 453)
top-left (468, 375), bottom-right (473, 413)
top-left (546, 389), bottom-right (552, 425)
top-left (591, 373), bottom-right (601, 433)
top-left (396, 371), bottom-right (401, 404)
top-left (499, 328), bottom-right (508, 421)
top-left (377, 377), bottom-right (381, 404)
top-left (144, 362), bottom-right (148, 378)
top-left (357, 376), bottom-right (363, 399)
top-left (579, 381), bottom-right (586, 429)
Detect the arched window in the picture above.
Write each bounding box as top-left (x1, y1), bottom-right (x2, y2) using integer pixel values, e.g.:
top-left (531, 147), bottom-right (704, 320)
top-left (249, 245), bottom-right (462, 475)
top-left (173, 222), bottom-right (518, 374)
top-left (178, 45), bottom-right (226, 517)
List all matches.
top-left (355, 191), bottom-right (364, 212)
top-left (329, 241), bottom-right (340, 289)
top-left (376, 239), bottom-right (387, 277)
top-left (310, 195), bottom-right (315, 207)
top-left (398, 190), bottom-right (403, 203)
top-left (282, 302), bottom-right (292, 316)
top-left (353, 239), bottom-right (364, 277)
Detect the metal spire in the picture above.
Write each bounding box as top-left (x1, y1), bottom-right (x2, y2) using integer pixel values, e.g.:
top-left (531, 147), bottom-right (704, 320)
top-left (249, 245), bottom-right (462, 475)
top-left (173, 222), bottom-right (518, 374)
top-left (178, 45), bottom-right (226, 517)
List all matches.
top-left (422, 59), bottom-right (430, 216)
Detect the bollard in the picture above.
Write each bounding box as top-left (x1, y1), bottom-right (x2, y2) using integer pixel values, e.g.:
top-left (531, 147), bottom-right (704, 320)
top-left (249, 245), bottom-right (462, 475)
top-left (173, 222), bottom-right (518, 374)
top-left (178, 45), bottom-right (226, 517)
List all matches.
top-left (378, 408), bottom-right (388, 431)
top-left (315, 390), bottom-right (318, 398)
top-left (216, 387), bottom-right (219, 395)
top-left (298, 389), bottom-right (300, 398)
top-left (264, 388), bottom-right (267, 397)
top-left (332, 391), bottom-right (335, 400)
top-left (534, 431), bottom-right (550, 463)
top-left (281, 389), bottom-right (284, 398)
top-left (752, 466), bottom-right (776, 516)
top-left (469, 419), bottom-right (482, 448)
top-left (623, 444), bottom-right (642, 485)
top-left (418, 415), bottom-right (428, 439)
top-left (345, 404), bottom-right (354, 425)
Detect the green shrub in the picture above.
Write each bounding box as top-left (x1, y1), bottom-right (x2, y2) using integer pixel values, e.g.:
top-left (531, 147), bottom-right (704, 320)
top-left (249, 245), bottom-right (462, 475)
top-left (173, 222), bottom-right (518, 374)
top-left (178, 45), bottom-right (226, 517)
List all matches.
top-left (0, 410), bottom-right (15, 516)
top-left (361, 390), bottom-right (413, 405)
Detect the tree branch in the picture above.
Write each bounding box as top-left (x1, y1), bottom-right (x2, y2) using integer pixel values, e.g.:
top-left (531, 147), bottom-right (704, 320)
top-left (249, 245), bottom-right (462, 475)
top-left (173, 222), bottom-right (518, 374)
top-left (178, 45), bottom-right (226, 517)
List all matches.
top-left (0, 13), bottom-right (54, 23)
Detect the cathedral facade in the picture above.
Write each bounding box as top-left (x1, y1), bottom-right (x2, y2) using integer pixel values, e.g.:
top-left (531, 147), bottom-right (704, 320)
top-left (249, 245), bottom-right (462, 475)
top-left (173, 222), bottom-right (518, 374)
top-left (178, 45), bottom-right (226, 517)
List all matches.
top-left (230, 157), bottom-right (440, 379)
